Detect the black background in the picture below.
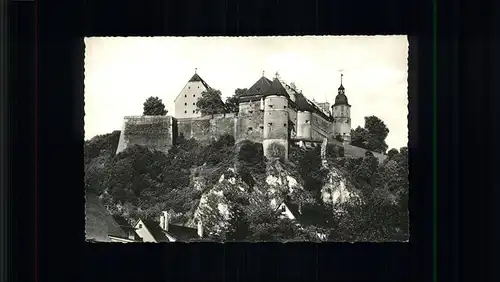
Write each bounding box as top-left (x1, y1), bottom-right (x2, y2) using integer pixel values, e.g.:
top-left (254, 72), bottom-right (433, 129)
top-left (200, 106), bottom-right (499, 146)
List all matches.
top-left (5, 0), bottom-right (495, 281)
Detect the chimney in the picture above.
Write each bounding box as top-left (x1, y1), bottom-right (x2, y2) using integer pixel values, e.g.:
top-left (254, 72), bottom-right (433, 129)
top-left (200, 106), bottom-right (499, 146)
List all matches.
top-left (197, 221), bottom-right (204, 238)
top-left (160, 211), bottom-right (169, 231)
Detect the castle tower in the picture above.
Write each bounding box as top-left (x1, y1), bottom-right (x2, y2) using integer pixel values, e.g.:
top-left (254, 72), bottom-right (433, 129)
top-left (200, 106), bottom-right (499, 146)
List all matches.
top-left (331, 73), bottom-right (351, 143)
top-left (263, 74), bottom-right (290, 160)
top-left (296, 110), bottom-right (312, 140)
top-left (173, 69), bottom-right (211, 119)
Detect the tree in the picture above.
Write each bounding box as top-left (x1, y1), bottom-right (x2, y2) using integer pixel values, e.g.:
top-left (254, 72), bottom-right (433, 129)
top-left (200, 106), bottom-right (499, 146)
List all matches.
top-left (350, 116), bottom-right (390, 153)
top-left (334, 134), bottom-right (344, 142)
top-left (143, 96), bottom-right (168, 116)
top-left (224, 88), bottom-right (247, 114)
top-left (387, 148), bottom-right (399, 159)
top-left (364, 116), bottom-right (390, 153)
top-left (196, 89), bottom-right (226, 115)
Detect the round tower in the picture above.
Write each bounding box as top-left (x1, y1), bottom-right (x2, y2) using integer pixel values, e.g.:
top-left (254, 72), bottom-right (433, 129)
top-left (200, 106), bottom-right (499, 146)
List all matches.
top-left (331, 73), bottom-right (351, 143)
top-left (296, 111), bottom-right (312, 140)
top-left (263, 95), bottom-right (289, 159)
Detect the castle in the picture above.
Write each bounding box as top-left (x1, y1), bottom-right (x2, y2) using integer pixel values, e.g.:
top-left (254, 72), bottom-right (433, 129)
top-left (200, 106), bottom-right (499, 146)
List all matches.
top-left (116, 70), bottom-right (386, 162)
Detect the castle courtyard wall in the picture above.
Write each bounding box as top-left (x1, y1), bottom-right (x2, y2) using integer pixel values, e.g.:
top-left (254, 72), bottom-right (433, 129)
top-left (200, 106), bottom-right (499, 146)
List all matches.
top-left (116, 116), bottom-right (175, 154)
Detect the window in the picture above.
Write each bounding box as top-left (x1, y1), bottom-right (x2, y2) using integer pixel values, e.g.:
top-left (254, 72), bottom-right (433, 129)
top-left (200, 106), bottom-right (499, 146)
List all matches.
top-left (248, 110), bottom-right (253, 114)
top-left (193, 110), bottom-right (195, 113)
top-left (268, 104), bottom-right (273, 108)
top-left (185, 95), bottom-right (187, 98)
top-left (268, 123), bottom-right (272, 127)
top-left (185, 103), bottom-right (187, 106)
top-left (188, 87), bottom-right (191, 89)
top-left (284, 123), bottom-right (287, 127)
top-left (193, 94), bottom-right (196, 97)
top-left (259, 126), bottom-right (264, 129)
top-left (198, 86), bottom-right (200, 89)
top-left (193, 103), bottom-right (195, 105)
top-left (281, 206), bottom-right (286, 212)
top-left (284, 105), bottom-right (287, 108)
top-left (248, 127), bottom-right (253, 131)
top-left (138, 224), bottom-right (142, 228)
top-left (306, 120), bottom-right (310, 124)
top-left (184, 110), bottom-right (187, 114)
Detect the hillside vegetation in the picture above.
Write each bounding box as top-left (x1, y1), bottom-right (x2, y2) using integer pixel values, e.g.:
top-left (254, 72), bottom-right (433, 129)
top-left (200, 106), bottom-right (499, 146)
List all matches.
top-left (85, 131), bottom-right (409, 242)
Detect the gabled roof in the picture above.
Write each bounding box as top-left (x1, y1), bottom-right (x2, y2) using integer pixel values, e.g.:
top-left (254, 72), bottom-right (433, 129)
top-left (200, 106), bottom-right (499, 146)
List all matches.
top-left (263, 78), bottom-right (290, 98)
top-left (140, 219), bottom-right (171, 242)
top-left (188, 73), bottom-right (211, 90)
top-left (174, 72), bottom-right (211, 103)
top-left (139, 219), bottom-right (200, 242)
top-left (241, 76), bottom-right (273, 98)
top-left (113, 215), bottom-right (136, 234)
top-left (85, 193), bottom-right (128, 241)
top-left (165, 224), bottom-right (199, 241)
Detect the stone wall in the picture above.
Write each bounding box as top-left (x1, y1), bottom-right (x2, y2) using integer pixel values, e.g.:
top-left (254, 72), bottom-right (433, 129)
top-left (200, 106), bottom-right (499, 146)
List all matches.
top-left (116, 116), bottom-right (175, 154)
top-left (343, 144), bottom-right (387, 163)
top-left (311, 113), bottom-right (333, 141)
top-left (236, 102), bottom-right (265, 143)
top-left (177, 113), bottom-right (236, 145)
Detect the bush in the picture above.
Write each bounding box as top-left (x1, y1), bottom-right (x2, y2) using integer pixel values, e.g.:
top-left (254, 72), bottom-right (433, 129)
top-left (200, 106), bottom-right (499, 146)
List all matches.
top-left (267, 142), bottom-right (286, 159)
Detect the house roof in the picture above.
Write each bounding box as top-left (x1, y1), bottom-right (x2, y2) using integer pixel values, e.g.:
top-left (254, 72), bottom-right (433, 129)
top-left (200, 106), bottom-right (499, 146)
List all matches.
top-left (188, 73), bottom-right (211, 90)
top-left (241, 76), bottom-right (273, 98)
top-left (165, 224), bottom-right (199, 241)
top-left (139, 219), bottom-right (199, 242)
top-left (112, 215), bottom-right (136, 234)
top-left (263, 78), bottom-right (290, 98)
top-left (85, 193), bottom-right (128, 241)
top-left (140, 219), bottom-right (171, 242)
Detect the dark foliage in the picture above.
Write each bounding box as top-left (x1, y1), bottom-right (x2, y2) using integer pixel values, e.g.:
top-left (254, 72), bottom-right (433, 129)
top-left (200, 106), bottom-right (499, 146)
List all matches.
top-left (143, 96), bottom-right (168, 116)
top-left (196, 88), bottom-right (226, 115)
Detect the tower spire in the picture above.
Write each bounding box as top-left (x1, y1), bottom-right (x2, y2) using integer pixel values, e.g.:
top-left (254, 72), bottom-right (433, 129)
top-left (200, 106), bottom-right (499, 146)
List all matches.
top-left (338, 69), bottom-right (344, 86)
top-left (195, 68), bottom-right (197, 74)
top-left (262, 70), bottom-right (265, 77)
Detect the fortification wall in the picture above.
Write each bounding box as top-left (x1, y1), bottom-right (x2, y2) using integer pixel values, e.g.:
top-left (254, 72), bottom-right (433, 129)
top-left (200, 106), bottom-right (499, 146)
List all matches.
top-left (310, 113), bottom-right (333, 141)
top-left (343, 144), bottom-right (387, 163)
top-left (177, 113), bottom-right (236, 145)
top-left (116, 116), bottom-right (175, 154)
top-left (236, 101), bottom-right (265, 143)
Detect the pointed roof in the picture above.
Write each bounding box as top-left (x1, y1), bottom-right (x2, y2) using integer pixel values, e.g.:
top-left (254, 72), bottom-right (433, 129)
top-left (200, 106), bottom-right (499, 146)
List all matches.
top-left (241, 76), bottom-right (273, 97)
top-left (85, 193), bottom-right (128, 241)
top-left (188, 73), bottom-right (211, 90)
top-left (263, 78), bottom-right (289, 98)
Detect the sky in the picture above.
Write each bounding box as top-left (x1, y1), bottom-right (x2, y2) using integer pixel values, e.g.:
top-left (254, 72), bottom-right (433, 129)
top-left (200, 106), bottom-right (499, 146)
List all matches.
top-left (84, 36), bottom-right (408, 150)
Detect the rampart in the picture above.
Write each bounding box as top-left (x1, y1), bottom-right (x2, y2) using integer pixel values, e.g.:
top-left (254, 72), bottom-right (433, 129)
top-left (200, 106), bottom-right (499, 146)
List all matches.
top-left (115, 114), bottom-right (387, 164)
top-left (177, 113), bottom-right (236, 145)
top-left (116, 116), bottom-right (175, 154)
